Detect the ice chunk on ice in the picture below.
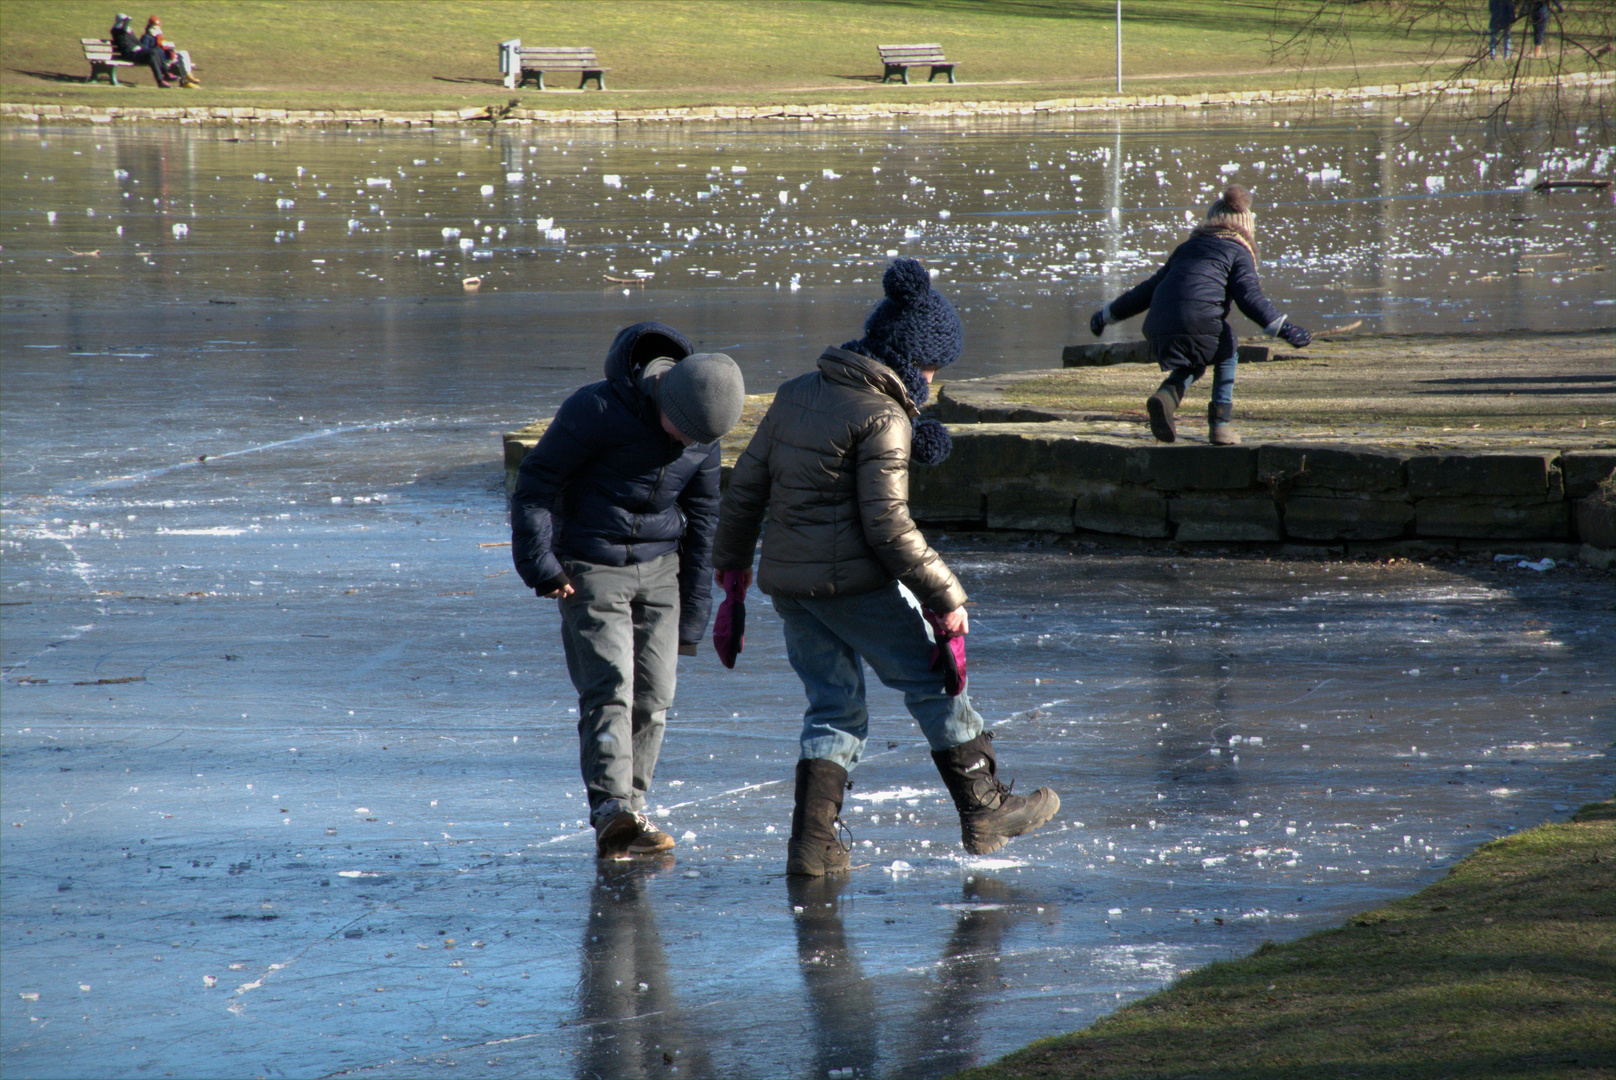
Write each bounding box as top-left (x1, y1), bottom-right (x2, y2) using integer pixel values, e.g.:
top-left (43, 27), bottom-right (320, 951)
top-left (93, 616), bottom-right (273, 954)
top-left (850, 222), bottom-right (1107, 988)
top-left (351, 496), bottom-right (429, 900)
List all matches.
top-left (479, 184), bottom-right (495, 196)
top-left (366, 178), bottom-right (391, 188)
top-left (603, 175), bottom-right (622, 188)
top-left (171, 222), bottom-right (188, 237)
top-left (1424, 175), bottom-right (1446, 192)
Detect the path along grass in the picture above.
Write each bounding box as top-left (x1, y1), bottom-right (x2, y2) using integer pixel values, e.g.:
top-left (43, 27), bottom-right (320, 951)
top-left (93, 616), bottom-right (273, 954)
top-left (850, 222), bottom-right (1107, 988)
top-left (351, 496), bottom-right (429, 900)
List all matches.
top-left (953, 800), bottom-right (1615, 1080)
top-left (2, 0), bottom-right (1602, 114)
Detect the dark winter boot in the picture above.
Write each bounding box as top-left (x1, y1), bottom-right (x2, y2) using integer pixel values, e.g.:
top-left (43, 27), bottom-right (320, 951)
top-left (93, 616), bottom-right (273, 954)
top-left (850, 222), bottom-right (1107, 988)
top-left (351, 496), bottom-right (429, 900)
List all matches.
top-left (787, 758), bottom-right (852, 877)
top-left (1146, 384), bottom-right (1182, 443)
top-left (931, 732), bottom-right (1060, 856)
top-left (1208, 401), bottom-right (1241, 445)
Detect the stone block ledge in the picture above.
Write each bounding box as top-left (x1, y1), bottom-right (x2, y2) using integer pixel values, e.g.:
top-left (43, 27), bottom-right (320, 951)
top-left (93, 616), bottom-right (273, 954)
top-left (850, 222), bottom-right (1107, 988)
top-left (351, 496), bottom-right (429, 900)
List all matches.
top-left (905, 424), bottom-right (1615, 553)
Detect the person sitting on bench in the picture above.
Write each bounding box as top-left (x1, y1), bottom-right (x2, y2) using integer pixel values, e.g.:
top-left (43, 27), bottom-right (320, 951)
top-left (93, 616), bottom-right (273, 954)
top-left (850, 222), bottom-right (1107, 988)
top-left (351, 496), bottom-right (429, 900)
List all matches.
top-left (110, 12), bottom-right (171, 86)
top-left (140, 16), bottom-right (198, 88)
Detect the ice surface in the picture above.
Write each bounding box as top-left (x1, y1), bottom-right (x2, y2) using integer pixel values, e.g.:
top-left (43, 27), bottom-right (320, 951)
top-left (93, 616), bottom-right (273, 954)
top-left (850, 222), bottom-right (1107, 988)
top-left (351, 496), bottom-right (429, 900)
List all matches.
top-left (2, 111), bottom-right (1613, 1079)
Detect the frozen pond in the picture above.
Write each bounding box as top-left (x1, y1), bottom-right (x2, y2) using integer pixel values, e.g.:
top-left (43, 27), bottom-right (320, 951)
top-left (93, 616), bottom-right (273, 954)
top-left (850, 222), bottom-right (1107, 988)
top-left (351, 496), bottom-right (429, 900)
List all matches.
top-left (3, 107), bottom-right (1614, 1078)
top-left (1, 102), bottom-right (1611, 401)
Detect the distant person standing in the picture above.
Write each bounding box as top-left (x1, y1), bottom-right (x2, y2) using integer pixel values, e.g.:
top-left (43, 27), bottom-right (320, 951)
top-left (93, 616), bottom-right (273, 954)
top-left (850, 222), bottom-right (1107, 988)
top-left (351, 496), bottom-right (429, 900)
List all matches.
top-left (1488, 0), bottom-right (1516, 58)
top-left (140, 16), bottom-right (199, 88)
top-left (1527, 0), bottom-right (1562, 58)
top-left (109, 12), bottom-right (170, 86)
top-left (511, 323), bottom-right (744, 860)
top-left (1088, 185), bottom-right (1311, 446)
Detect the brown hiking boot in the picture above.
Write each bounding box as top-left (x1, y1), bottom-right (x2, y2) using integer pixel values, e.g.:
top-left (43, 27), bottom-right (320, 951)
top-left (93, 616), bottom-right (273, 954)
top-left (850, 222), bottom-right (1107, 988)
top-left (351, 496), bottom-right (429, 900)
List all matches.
top-left (1146, 388), bottom-right (1180, 443)
top-left (932, 732), bottom-right (1060, 855)
top-left (595, 808), bottom-right (675, 860)
top-left (787, 758), bottom-right (852, 877)
top-left (1208, 401), bottom-right (1241, 445)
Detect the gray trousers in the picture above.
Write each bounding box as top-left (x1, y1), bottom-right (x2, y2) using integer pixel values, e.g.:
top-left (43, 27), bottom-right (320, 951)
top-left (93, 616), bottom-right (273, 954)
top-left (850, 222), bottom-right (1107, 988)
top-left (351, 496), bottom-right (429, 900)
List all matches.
top-left (558, 553), bottom-right (680, 821)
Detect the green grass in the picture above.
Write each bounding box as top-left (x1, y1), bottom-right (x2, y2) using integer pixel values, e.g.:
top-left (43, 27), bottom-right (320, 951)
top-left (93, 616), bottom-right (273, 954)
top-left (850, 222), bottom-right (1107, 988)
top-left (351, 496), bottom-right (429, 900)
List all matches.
top-left (952, 801), bottom-right (1616, 1080)
top-left (2, 0), bottom-right (1590, 114)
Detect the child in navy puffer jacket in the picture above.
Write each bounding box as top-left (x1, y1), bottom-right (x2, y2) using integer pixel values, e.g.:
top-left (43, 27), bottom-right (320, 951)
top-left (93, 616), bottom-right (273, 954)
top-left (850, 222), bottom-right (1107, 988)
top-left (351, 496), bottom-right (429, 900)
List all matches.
top-left (1089, 185), bottom-right (1311, 445)
top-left (511, 322), bottom-right (744, 860)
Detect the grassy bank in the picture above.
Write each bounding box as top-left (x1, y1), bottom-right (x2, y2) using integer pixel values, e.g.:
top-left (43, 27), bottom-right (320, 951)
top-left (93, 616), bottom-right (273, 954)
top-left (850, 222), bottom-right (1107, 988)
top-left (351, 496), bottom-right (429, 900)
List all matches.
top-left (1, 0), bottom-right (1596, 115)
top-left (955, 800), bottom-right (1616, 1080)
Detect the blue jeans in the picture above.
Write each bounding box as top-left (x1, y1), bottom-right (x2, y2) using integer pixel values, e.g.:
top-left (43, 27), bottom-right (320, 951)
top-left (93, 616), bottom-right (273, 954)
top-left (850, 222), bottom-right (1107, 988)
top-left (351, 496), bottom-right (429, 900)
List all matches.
top-left (1160, 326), bottom-right (1237, 406)
top-left (772, 583), bottom-right (984, 771)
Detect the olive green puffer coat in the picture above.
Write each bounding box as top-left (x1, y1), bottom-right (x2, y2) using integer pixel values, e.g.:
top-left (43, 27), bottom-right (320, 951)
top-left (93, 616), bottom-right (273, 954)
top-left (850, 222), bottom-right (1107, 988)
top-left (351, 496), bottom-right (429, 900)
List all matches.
top-left (711, 346), bottom-right (966, 612)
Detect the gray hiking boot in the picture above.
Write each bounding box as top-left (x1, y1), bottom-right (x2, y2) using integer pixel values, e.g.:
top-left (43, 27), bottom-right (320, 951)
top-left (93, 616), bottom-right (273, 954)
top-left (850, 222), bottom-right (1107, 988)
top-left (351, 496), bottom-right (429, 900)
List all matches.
top-left (931, 732), bottom-right (1060, 856)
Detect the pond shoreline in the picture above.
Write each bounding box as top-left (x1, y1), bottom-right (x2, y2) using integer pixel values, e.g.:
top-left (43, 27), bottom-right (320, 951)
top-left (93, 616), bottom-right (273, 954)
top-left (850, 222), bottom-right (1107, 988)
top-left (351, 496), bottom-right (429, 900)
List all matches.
top-left (505, 332), bottom-right (1616, 566)
top-left (2, 71), bottom-right (1609, 128)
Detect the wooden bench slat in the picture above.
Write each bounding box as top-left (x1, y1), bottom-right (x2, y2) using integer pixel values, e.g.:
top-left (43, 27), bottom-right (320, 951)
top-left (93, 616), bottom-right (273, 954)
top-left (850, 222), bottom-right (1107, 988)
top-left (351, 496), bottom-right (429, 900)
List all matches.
top-left (876, 42), bottom-right (959, 84)
top-left (504, 43), bottom-right (608, 90)
top-left (82, 37), bottom-right (135, 85)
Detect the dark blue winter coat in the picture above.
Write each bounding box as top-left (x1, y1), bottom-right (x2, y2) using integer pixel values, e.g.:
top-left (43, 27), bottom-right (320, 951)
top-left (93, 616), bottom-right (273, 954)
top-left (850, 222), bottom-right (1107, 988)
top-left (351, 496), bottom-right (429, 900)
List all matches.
top-left (1108, 227), bottom-right (1283, 371)
top-left (510, 322), bottom-right (720, 645)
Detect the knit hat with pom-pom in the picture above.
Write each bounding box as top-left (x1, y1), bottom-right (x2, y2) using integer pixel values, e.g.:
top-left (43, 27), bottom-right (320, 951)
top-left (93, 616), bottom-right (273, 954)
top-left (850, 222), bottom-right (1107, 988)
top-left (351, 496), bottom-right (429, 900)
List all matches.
top-left (842, 258), bottom-right (963, 466)
top-left (1201, 184), bottom-right (1257, 258)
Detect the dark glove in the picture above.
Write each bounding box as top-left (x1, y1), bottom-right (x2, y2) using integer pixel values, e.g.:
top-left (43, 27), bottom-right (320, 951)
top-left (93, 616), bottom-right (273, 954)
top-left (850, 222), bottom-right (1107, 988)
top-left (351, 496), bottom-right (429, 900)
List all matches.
top-left (1278, 322), bottom-right (1312, 349)
top-left (533, 571), bottom-right (571, 598)
top-left (1089, 309), bottom-right (1108, 337)
top-left (712, 570), bottom-right (748, 669)
top-left (921, 608), bottom-right (967, 697)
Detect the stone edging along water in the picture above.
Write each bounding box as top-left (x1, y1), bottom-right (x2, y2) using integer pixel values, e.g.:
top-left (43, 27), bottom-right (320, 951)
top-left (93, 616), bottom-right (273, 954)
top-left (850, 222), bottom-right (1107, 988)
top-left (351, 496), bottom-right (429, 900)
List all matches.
top-left (500, 424), bottom-right (1616, 564)
top-left (903, 426), bottom-right (1616, 565)
top-left (2, 71), bottom-right (1610, 127)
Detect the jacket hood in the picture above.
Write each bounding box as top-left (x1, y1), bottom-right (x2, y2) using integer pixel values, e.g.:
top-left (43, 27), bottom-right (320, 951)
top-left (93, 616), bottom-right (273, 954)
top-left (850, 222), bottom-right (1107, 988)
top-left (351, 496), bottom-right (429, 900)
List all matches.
top-left (818, 346), bottom-right (919, 418)
top-left (604, 322), bottom-right (695, 386)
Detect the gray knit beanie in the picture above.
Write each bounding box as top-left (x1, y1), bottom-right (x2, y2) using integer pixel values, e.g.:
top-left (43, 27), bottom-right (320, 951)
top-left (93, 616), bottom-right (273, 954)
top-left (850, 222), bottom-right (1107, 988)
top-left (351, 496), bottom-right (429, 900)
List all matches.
top-left (652, 352), bottom-right (745, 444)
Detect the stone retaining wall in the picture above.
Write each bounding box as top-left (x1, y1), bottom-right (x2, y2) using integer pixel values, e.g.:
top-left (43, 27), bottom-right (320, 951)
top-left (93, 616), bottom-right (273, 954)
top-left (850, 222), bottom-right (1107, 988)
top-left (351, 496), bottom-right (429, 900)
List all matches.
top-left (905, 425), bottom-right (1615, 559)
top-left (3, 72), bottom-right (1608, 128)
top-left (500, 420), bottom-right (1615, 561)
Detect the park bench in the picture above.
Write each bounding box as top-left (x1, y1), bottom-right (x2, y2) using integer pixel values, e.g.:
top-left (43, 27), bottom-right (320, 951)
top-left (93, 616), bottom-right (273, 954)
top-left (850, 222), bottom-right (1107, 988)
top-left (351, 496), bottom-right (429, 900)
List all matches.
top-left (877, 43), bottom-right (959, 84)
top-left (498, 40), bottom-right (609, 90)
top-left (82, 39), bottom-right (134, 84)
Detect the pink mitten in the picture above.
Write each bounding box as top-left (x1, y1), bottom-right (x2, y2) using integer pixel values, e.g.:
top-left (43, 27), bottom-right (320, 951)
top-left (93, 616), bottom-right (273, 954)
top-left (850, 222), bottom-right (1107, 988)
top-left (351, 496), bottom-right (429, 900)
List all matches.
top-left (712, 570), bottom-right (749, 669)
top-left (922, 608), bottom-right (967, 697)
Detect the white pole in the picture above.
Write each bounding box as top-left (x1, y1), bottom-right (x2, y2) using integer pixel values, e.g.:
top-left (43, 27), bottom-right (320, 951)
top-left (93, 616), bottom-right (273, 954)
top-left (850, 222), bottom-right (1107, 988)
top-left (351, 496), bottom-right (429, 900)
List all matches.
top-left (1115, 0), bottom-right (1122, 95)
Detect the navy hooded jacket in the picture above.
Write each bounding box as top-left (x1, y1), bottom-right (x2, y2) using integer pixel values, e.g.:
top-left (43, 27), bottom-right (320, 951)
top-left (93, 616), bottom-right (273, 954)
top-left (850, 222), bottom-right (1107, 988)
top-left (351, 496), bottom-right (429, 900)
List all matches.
top-left (1108, 227), bottom-right (1283, 369)
top-left (510, 322), bottom-right (721, 645)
